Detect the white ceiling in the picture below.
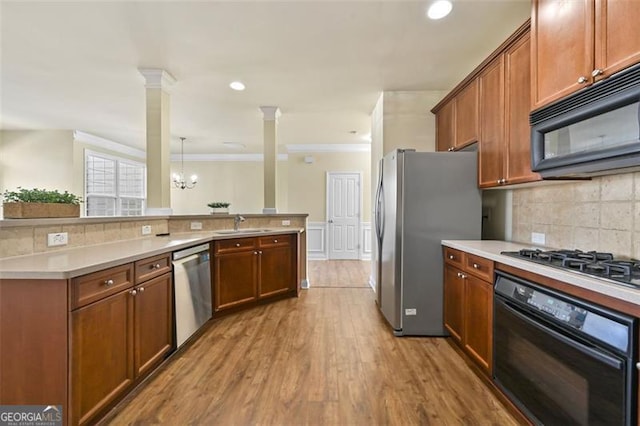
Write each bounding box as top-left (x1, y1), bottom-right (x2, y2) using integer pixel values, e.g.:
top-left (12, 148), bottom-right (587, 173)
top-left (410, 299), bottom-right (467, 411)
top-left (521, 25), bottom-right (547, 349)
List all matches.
top-left (0, 0), bottom-right (531, 154)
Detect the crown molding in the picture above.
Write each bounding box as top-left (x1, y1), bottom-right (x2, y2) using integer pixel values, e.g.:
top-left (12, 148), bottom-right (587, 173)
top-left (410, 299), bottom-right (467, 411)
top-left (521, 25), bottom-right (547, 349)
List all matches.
top-left (73, 131), bottom-right (146, 159)
top-left (138, 68), bottom-right (177, 91)
top-left (286, 144), bottom-right (371, 153)
top-left (259, 106), bottom-right (281, 121)
top-left (172, 153), bottom-right (289, 162)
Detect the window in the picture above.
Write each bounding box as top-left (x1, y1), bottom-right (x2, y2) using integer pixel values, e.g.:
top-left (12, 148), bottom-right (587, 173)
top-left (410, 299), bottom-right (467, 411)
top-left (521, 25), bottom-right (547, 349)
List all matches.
top-left (85, 151), bottom-right (146, 216)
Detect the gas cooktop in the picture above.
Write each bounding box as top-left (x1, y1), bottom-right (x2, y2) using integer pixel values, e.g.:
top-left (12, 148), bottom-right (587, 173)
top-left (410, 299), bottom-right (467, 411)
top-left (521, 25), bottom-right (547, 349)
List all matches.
top-left (501, 249), bottom-right (640, 289)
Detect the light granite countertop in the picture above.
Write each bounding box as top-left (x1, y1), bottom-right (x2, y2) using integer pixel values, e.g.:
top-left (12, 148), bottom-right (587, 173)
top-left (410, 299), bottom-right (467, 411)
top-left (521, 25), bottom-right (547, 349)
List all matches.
top-left (0, 228), bottom-right (303, 280)
top-left (442, 240), bottom-right (640, 306)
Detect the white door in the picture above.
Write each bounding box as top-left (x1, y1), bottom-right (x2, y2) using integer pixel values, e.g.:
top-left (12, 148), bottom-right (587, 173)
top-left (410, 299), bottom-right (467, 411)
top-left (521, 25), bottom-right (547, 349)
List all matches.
top-left (327, 172), bottom-right (361, 260)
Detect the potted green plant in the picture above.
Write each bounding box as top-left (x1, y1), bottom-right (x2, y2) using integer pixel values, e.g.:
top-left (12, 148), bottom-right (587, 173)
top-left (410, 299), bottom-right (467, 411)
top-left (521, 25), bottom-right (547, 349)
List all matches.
top-left (207, 201), bottom-right (230, 214)
top-left (2, 187), bottom-right (82, 219)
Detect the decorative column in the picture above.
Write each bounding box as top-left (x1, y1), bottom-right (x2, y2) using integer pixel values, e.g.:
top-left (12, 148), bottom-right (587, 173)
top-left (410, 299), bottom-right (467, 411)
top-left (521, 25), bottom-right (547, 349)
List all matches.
top-left (260, 106), bottom-right (281, 214)
top-left (139, 68), bottom-right (176, 216)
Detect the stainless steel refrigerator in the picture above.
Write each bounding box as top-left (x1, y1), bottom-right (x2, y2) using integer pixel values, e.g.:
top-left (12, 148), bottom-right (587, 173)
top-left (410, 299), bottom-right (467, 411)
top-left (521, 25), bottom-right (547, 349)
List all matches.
top-left (374, 149), bottom-right (481, 336)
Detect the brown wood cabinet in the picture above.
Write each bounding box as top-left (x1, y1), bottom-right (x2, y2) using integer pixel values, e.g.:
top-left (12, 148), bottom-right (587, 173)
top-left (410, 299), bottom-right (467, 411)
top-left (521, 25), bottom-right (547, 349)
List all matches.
top-left (435, 82), bottom-right (479, 152)
top-left (436, 99), bottom-right (455, 152)
top-left (71, 290), bottom-right (134, 426)
top-left (531, 0), bottom-right (640, 110)
top-left (433, 21), bottom-right (538, 188)
top-left (454, 79), bottom-right (479, 148)
top-left (258, 235), bottom-right (294, 299)
top-left (443, 247), bottom-right (493, 374)
top-left (479, 28), bottom-right (540, 188)
top-left (214, 234), bottom-right (298, 313)
top-left (70, 254), bottom-right (173, 425)
top-left (478, 56), bottom-right (505, 187)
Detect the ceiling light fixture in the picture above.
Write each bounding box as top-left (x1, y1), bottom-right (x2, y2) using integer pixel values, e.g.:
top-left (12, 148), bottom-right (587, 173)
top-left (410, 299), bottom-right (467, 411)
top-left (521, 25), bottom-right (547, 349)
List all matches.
top-left (173, 137), bottom-right (197, 190)
top-left (229, 81), bottom-right (246, 91)
top-left (427, 0), bottom-right (453, 20)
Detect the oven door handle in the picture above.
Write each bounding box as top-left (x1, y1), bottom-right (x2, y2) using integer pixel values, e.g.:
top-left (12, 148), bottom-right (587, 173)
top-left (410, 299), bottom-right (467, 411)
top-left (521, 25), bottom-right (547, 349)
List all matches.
top-left (498, 299), bottom-right (624, 370)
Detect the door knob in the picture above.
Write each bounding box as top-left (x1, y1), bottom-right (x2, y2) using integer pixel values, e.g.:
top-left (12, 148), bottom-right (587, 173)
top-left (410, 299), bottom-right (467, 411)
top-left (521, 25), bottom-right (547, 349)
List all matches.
top-left (577, 76), bottom-right (588, 84)
top-left (591, 69), bottom-right (603, 77)
top-left (328, 220), bottom-right (334, 223)
top-left (104, 279), bottom-right (114, 286)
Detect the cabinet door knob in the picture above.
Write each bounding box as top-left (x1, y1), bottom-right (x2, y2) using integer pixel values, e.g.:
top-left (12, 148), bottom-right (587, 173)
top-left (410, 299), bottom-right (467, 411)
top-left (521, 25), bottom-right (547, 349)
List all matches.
top-left (130, 289), bottom-right (137, 296)
top-left (152, 263), bottom-right (161, 269)
top-left (138, 286), bottom-right (145, 292)
top-left (259, 251), bottom-right (263, 254)
top-left (236, 243), bottom-right (241, 247)
top-left (473, 263), bottom-right (479, 269)
top-left (104, 279), bottom-right (114, 286)
top-left (577, 76), bottom-right (588, 84)
top-left (274, 239), bottom-right (278, 243)
top-left (457, 272), bottom-right (462, 278)
top-left (447, 147), bottom-right (454, 152)
top-left (448, 255), bottom-right (454, 260)
top-left (591, 68), bottom-right (603, 77)
top-left (254, 251), bottom-right (258, 255)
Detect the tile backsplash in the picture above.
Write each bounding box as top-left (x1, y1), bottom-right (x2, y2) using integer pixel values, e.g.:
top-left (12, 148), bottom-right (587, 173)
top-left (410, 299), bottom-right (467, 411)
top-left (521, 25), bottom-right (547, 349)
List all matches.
top-left (512, 172), bottom-right (640, 258)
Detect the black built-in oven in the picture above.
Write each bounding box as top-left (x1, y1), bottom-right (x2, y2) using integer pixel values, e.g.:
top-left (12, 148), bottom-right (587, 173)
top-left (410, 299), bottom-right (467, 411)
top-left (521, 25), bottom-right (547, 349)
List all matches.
top-left (493, 271), bottom-right (637, 425)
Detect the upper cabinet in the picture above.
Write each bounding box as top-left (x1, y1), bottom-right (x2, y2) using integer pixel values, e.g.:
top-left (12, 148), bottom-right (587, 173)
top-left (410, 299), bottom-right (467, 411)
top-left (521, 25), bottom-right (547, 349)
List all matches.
top-left (479, 30), bottom-right (540, 188)
top-left (454, 79), bottom-right (479, 148)
top-left (435, 82), bottom-right (479, 152)
top-left (531, 0), bottom-right (640, 110)
top-left (436, 100), bottom-right (456, 152)
top-left (434, 21), bottom-right (539, 188)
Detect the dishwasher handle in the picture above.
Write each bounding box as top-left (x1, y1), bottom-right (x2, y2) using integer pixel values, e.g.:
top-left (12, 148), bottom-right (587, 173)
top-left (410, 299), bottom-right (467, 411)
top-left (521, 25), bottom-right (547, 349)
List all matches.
top-left (172, 243), bottom-right (210, 261)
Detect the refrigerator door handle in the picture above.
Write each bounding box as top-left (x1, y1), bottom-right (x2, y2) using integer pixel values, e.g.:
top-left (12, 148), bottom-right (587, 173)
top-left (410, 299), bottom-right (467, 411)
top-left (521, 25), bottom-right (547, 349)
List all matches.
top-left (374, 163), bottom-right (383, 241)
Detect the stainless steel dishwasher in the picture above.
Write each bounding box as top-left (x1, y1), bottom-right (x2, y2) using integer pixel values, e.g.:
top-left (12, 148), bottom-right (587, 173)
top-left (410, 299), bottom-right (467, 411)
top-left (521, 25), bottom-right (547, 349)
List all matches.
top-left (172, 244), bottom-right (212, 348)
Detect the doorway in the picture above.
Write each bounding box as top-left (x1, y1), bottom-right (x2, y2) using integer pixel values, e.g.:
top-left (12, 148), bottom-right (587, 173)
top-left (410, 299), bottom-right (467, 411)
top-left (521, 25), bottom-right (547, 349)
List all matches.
top-left (326, 172), bottom-right (361, 260)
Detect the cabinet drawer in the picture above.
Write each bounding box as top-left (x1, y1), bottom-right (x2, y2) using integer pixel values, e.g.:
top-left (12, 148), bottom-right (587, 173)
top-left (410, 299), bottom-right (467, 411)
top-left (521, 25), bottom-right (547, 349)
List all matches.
top-left (135, 253), bottom-right (172, 284)
top-left (444, 247), bottom-right (465, 268)
top-left (215, 237), bottom-right (257, 254)
top-left (465, 254), bottom-right (494, 282)
top-left (72, 263), bottom-right (134, 309)
top-left (258, 234), bottom-right (292, 248)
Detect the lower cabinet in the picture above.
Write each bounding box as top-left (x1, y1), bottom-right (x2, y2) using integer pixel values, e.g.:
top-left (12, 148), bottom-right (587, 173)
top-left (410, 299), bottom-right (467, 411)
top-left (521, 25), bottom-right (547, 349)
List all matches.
top-left (71, 290), bottom-right (134, 426)
top-left (214, 234), bottom-right (297, 313)
top-left (70, 259), bottom-right (173, 425)
top-left (443, 247), bottom-right (493, 374)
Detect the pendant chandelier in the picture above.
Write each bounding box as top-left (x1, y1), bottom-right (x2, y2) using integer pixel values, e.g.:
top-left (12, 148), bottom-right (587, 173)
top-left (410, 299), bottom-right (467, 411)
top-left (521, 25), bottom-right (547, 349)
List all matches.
top-left (172, 137), bottom-right (197, 189)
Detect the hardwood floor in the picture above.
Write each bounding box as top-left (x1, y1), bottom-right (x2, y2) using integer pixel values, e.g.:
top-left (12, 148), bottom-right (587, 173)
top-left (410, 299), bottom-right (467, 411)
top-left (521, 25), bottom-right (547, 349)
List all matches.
top-left (308, 260), bottom-right (371, 288)
top-left (103, 284), bottom-right (518, 425)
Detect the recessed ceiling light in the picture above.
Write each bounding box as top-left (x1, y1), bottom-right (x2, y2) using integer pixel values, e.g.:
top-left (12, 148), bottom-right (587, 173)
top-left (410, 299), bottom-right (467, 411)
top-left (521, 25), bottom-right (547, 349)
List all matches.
top-left (427, 0), bottom-right (453, 20)
top-left (229, 81), bottom-right (245, 91)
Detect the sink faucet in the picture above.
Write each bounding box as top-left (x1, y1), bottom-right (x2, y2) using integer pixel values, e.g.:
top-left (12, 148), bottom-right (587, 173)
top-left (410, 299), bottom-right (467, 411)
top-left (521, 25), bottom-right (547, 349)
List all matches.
top-left (234, 214), bottom-right (246, 231)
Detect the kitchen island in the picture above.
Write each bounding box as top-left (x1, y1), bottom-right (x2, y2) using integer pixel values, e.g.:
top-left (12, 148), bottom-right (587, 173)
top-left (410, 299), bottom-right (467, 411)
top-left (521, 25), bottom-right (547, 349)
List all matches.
top-left (0, 225), bottom-right (304, 426)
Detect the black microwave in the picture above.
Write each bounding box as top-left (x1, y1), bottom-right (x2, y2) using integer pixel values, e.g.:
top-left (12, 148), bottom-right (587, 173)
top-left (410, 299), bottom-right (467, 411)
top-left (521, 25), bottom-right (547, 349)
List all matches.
top-left (530, 63), bottom-right (640, 178)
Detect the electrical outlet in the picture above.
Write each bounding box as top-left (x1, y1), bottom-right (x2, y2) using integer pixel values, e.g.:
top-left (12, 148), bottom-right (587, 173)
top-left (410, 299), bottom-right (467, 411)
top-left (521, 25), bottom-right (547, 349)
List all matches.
top-left (281, 219), bottom-right (291, 226)
top-left (405, 308), bottom-right (417, 316)
top-left (141, 225), bottom-right (152, 235)
top-left (190, 222), bottom-right (203, 230)
top-left (531, 232), bottom-right (546, 245)
top-left (47, 232), bottom-right (68, 247)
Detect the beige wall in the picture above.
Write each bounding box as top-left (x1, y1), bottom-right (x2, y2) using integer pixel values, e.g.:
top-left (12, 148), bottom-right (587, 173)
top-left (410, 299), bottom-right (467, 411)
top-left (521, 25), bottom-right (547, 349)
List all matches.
top-left (287, 152), bottom-right (371, 222)
top-left (382, 91), bottom-right (444, 153)
top-left (511, 172), bottom-right (640, 258)
top-left (1, 130), bottom-right (363, 221)
top-left (0, 130), bottom-right (75, 194)
top-left (170, 160), bottom-right (265, 215)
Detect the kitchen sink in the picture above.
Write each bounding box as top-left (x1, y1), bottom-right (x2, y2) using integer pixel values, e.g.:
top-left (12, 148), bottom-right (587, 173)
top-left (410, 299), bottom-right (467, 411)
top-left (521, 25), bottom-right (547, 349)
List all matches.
top-left (216, 228), bottom-right (273, 235)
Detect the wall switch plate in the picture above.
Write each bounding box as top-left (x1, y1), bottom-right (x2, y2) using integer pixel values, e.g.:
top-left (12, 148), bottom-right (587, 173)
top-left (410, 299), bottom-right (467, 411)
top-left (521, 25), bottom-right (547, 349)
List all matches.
top-left (141, 225), bottom-right (152, 235)
top-left (282, 219), bottom-right (291, 226)
top-left (190, 222), bottom-right (203, 230)
top-left (47, 232), bottom-right (68, 247)
top-left (531, 232), bottom-right (546, 245)
top-left (405, 308), bottom-right (417, 316)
